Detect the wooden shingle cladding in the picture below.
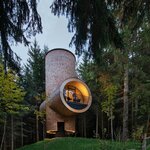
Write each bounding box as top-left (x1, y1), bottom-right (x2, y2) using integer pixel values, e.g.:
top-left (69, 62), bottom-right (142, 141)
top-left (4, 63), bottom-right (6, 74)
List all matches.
top-left (40, 49), bottom-right (92, 135)
top-left (46, 107), bottom-right (75, 134)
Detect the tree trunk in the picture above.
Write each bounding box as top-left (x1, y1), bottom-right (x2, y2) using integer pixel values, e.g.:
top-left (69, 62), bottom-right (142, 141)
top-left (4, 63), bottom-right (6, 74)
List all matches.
top-left (142, 133), bottom-right (147, 150)
top-left (123, 64), bottom-right (129, 141)
top-left (83, 114), bottom-right (86, 137)
top-left (131, 99), bottom-right (134, 133)
top-left (0, 116), bottom-right (7, 150)
top-left (11, 115), bottom-right (14, 150)
top-left (96, 109), bottom-right (99, 138)
top-left (21, 119), bottom-right (23, 147)
top-left (110, 108), bottom-right (114, 141)
top-left (142, 113), bottom-right (150, 150)
top-left (101, 111), bottom-right (104, 139)
top-left (36, 113), bottom-right (39, 142)
top-left (134, 98), bottom-right (138, 129)
top-left (43, 121), bottom-right (45, 139)
top-left (3, 138), bottom-right (6, 150)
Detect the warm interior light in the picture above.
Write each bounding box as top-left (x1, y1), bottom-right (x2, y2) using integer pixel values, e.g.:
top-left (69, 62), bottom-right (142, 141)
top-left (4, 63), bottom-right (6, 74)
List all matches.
top-left (62, 81), bottom-right (90, 110)
top-left (65, 130), bottom-right (75, 133)
top-left (60, 78), bottom-right (92, 113)
top-left (66, 81), bottom-right (89, 97)
top-left (46, 130), bottom-right (56, 134)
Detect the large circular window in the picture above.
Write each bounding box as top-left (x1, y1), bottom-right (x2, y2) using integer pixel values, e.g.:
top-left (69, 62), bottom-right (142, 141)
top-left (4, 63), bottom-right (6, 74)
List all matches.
top-left (60, 78), bottom-right (92, 113)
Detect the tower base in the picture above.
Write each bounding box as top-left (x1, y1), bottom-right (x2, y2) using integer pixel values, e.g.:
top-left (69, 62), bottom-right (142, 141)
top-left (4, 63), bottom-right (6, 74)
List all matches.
top-left (46, 106), bottom-right (76, 136)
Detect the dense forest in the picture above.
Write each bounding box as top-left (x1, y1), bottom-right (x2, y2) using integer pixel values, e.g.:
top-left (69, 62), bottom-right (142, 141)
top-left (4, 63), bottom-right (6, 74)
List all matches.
top-left (0, 0), bottom-right (150, 150)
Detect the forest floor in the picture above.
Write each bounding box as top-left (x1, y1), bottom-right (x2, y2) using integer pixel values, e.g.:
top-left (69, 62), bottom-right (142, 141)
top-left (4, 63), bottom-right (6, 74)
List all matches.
top-left (17, 137), bottom-right (144, 150)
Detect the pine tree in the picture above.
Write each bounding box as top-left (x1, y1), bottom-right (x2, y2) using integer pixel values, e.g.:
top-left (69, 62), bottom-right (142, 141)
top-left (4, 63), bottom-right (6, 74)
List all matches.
top-left (51, 0), bottom-right (123, 61)
top-left (0, 0), bottom-right (42, 72)
top-left (22, 40), bottom-right (47, 142)
top-left (0, 64), bottom-right (27, 150)
top-left (129, 24), bottom-right (150, 140)
top-left (50, 0), bottom-right (150, 60)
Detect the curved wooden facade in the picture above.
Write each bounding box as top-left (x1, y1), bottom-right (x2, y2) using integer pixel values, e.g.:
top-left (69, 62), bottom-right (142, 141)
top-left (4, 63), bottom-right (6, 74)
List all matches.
top-left (40, 49), bottom-right (92, 135)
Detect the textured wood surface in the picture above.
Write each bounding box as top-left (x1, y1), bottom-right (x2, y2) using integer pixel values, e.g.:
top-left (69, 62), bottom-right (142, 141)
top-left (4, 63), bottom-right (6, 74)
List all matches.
top-left (40, 49), bottom-right (92, 135)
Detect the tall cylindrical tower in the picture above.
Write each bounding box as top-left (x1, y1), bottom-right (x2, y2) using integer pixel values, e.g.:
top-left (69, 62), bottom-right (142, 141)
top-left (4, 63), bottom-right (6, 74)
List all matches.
top-left (45, 49), bottom-right (76, 96)
top-left (40, 48), bottom-right (92, 135)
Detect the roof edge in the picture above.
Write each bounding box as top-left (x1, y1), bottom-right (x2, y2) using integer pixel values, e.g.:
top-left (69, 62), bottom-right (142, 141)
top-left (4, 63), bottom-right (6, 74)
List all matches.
top-left (45, 48), bottom-right (76, 61)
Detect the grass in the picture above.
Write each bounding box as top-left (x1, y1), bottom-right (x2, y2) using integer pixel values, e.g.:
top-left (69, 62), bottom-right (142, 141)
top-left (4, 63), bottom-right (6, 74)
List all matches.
top-left (17, 137), bottom-right (141, 150)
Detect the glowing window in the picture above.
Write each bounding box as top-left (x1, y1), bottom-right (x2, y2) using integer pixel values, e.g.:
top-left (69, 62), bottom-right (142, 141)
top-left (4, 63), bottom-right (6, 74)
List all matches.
top-left (63, 85), bottom-right (87, 110)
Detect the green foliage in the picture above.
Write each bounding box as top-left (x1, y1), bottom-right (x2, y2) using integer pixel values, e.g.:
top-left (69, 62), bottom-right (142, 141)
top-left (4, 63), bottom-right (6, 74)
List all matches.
top-left (0, 64), bottom-right (27, 115)
top-left (23, 40), bottom-right (46, 108)
top-left (51, 0), bottom-right (150, 62)
top-left (77, 22), bottom-right (150, 141)
top-left (129, 25), bottom-right (150, 131)
top-left (19, 41), bottom-right (47, 144)
top-left (0, 0), bottom-right (42, 69)
top-left (132, 126), bottom-right (144, 141)
top-left (51, 0), bottom-right (123, 61)
top-left (101, 84), bottom-right (117, 119)
top-left (108, 0), bottom-right (150, 29)
top-left (0, 1), bottom-right (42, 73)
